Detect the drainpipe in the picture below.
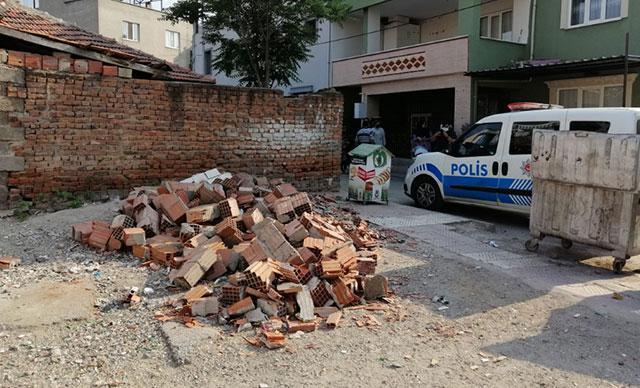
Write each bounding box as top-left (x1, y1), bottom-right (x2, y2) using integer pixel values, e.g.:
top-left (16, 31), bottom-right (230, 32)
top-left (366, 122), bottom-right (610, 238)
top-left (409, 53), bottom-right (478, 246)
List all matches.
top-left (529, 0), bottom-right (537, 60)
top-left (623, 32), bottom-right (629, 107)
top-left (328, 21), bottom-right (332, 89)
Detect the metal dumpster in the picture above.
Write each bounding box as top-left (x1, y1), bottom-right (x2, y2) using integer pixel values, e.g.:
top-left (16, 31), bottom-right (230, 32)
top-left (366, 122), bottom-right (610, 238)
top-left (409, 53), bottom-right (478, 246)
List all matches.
top-left (526, 130), bottom-right (640, 273)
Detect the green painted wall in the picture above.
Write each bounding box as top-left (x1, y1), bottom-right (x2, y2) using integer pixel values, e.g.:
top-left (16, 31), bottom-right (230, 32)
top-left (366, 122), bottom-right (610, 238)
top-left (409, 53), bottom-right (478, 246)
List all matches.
top-left (458, 0), bottom-right (529, 72)
top-left (533, 0), bottom-right (638, 60)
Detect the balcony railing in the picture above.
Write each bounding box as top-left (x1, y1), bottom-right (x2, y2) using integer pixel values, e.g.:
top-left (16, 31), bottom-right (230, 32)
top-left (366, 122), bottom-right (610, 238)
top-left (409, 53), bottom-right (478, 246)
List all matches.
top-left (331, 36), bottom-right (469, 88)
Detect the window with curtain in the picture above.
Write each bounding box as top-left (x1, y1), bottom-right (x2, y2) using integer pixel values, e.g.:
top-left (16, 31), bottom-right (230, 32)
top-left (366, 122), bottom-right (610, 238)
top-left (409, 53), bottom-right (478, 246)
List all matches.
top-left (606, 0), bottom-right (621, 18)
top-left (558, 85), bottom-right (624, 107)
top-left (165, 30), bottom-right (180, 49)
top-left (122, 21), bottom-right (139, 41)
top-left (603, 86), bottom-right (623, 107)
top-left (501, 11), bottom-right (513, 41)
top-left (582, 89), bottom-right (601, 107)
top-left (480, 17), bottom-right (489, 37)
top-left (559, 89), bottom-right (578, 108)
top-left (571, 0), bottom-right (586, 25)
top-left (479, 11), bottom-right (513, 42)
top-left (589, 0), bottom-right (602, 20)
top-left (490, 15), bottom-right (500, 39)
top-left (570, 0), bottom-right (622, 26)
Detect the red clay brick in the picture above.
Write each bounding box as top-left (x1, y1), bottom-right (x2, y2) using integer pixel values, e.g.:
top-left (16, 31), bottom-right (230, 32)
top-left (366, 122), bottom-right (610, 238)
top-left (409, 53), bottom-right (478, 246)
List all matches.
top-left (24, 54), bottom-right (42, 70)
top-left (41, 56), bottom-right (58, 71)
top-left (87, 60), bottom-right (103, 74)
top-left (102, 65), bottom-right (118, 76)
top-left (7, 50), bottom-right (25, 67)
top-left (4, 69), bottom-right (341, 201)
top-left (227, 296), bottom-right (255, 316)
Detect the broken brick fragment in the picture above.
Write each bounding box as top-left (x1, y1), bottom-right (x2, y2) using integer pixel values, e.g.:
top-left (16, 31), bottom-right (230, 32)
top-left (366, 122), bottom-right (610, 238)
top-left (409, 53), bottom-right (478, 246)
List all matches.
top-left (123, 227), bottom-right (146, 246)
top-left (0, 256), bottom-right (21, 270)
top-left (227, 297), bottom-right (255, 316)
top-left (72, 169), bottom-right (384, 339)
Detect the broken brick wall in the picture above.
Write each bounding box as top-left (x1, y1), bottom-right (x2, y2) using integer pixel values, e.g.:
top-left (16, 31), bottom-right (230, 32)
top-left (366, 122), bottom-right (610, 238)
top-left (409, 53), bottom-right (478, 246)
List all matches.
top-left (0, 50), bottom-right (343, 209)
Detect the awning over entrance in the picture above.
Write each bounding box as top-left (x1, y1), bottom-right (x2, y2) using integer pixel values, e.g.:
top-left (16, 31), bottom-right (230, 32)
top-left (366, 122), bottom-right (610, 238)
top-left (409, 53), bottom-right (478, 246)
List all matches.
top-left (467, 55), bottom-right (640, 80)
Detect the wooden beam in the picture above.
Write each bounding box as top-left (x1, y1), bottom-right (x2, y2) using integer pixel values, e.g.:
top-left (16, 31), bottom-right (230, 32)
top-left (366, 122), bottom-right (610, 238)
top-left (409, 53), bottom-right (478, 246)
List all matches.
top-left (0, 25), bottom-right (165, 77)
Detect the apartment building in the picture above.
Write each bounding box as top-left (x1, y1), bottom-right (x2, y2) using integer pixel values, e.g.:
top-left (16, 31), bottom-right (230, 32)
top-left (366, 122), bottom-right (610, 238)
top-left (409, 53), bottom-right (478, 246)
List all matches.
top-left (38, 0), bottom-right (193, 68)
top-left (471, 0), bottom-right (637, 114)
top-left (192, 20), bottom-right (333, 94)
top-left (332, 0), bottom-right (637, 157)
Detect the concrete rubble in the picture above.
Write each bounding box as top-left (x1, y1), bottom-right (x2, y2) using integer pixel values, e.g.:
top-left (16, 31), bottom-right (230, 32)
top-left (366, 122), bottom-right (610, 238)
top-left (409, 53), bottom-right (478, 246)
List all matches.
top-left (71, 168), bottom-right (388, 348)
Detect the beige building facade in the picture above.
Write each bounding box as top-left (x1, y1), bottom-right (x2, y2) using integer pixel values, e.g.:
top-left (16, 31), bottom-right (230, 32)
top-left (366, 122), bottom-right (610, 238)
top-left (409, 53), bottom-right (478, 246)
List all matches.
top-left (39, 0), bottom-right (192, 68)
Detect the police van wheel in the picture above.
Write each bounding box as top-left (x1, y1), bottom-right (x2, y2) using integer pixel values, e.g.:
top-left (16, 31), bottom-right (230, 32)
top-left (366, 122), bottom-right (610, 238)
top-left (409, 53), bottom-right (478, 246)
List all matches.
top-left (413, 177), bottom-right (443, 210)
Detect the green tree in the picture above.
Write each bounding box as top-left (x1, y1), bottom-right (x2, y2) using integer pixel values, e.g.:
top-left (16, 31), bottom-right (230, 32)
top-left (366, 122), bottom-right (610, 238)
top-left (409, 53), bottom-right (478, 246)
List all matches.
top-left (165, 0), bottom-right (350, 88)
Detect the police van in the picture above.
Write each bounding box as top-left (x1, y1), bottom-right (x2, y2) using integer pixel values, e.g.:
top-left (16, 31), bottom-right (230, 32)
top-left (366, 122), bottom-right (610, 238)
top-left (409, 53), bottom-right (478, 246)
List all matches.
top-left (404, 105), bottom-right (640, 215)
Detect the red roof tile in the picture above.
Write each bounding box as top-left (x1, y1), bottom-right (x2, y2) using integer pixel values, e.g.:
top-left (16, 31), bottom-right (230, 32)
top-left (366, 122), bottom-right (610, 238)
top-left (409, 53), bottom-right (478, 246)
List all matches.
top-left (0, 3), bottom-right (214, 83)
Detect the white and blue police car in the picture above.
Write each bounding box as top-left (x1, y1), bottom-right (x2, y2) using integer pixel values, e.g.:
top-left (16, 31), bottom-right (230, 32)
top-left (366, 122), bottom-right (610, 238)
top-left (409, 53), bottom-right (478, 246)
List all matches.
top-left (404, 104), bottom-right (640, 214)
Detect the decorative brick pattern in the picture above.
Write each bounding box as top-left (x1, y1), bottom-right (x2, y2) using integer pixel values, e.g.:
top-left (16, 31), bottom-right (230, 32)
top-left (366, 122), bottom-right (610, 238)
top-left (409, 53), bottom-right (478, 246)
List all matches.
top-left (362, 52), bottom-right (427, 78)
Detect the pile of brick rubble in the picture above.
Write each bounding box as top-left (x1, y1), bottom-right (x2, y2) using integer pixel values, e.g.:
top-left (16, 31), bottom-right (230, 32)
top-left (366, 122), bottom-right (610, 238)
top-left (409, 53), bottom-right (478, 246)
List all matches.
top-left (71, 168), bottom-right (388, 349)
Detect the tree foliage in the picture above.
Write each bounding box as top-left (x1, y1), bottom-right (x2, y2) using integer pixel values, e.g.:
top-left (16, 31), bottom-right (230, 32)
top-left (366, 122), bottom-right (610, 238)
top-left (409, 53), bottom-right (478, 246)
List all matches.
top-left (165, 0), bottom-right (350, 88)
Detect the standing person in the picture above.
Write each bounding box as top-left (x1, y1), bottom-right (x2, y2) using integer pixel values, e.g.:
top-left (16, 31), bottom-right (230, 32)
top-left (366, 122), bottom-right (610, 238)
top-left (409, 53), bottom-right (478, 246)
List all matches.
top-left (430, 123), bottom-right (455, 152)
top-left (355, 119), bottom-right (373, 145)
top-left (371, 120), bottom-right (386, 146)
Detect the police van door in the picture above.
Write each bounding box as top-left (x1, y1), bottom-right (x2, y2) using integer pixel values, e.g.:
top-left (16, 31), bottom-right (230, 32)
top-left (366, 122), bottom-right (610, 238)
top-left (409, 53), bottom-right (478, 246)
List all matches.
top-left (497, 118), bottom-right (561, 210)
top-left (443, 121), bottom-right (505, 205)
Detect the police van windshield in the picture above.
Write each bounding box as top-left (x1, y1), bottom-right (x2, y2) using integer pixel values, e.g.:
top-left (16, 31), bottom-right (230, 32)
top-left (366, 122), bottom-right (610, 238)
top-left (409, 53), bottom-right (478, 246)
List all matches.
top-left (449, 122), bottom-right (502, 157)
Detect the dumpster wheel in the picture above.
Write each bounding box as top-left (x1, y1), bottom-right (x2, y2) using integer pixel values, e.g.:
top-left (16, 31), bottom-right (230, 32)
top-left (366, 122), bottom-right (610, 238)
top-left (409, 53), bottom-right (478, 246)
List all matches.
top-left (561, 239), bottom-right (573, 250)
top-left (612, 258), bottom-right (626, 274)
top-left (525, 239), bottom-right (539, 252)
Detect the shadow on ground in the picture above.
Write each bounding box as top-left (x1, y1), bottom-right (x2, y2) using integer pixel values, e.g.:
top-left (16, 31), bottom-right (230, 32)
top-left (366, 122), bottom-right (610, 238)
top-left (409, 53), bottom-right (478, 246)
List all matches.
top-left (378, 245), bottom-right (546, 319)
top-left (484, 291), bottom-right (640, 386)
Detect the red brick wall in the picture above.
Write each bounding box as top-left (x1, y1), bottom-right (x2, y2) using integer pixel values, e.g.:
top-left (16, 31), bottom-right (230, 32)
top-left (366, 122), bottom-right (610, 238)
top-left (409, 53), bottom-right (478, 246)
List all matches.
top-left (3, 66), bottom-right (342, 203)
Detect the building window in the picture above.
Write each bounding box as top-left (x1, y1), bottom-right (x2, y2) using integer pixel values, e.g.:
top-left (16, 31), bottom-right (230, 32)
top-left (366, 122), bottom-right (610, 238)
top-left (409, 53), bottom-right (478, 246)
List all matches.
top-left (558, 84), bottom-right (624, 107)
top-left (603, 85), bottom-right (624, 106)
top-left (490, 15), bottom-right (500, 39)
top-left (501, 11), bottom-right (513, 41)
top-left (559, 89), bottom-right (579, 108)
top-left (582, 88), bottom-right (601, 107)
top-left (203, 49), bottom-right (212, 75)
top-left (569, 0), bottom-right (622, 27)
top-left (480, 17), bottom-right (489, 37)
top-left (480, 11), bottom-right (513, 42)
top-left (122, 21), bottom-right (140, 41)
top-left (305, 19), bottom-right (318, 36)
top-left (165, 30), bottom-right (180, 49)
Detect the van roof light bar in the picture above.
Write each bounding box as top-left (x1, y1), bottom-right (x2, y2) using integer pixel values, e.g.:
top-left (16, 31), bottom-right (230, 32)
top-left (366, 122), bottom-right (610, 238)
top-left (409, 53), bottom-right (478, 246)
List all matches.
top-left (507, 102), bottom-right (564, 111)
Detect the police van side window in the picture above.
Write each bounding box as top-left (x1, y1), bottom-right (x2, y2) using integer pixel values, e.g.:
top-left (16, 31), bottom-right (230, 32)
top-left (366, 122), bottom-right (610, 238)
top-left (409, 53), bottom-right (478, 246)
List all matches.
top-left (450, 122), bottom-right (502, 157)
top-left (509, 121), bottom-right (560, 155)
top-left (569, 121), bottom-right (611, 133)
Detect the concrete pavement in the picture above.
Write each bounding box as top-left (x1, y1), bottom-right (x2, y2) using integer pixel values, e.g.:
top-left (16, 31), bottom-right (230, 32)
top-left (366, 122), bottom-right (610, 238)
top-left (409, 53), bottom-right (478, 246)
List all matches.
top-left (340, 175), bottom-right (640, 323)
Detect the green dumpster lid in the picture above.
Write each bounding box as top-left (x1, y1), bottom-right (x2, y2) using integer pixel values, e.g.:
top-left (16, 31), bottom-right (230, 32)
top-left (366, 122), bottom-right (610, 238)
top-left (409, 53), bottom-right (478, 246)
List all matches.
top-left (348, 144), bottom-right (394, 158)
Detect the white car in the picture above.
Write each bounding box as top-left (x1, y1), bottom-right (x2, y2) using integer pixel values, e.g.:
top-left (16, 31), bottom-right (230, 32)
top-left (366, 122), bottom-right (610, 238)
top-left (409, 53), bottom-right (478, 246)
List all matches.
top-left (404, 106), bottom-right (640, 215)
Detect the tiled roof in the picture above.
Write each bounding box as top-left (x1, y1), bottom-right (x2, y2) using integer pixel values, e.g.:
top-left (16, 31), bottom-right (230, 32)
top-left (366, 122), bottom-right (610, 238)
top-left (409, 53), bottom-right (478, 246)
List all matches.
top-left (0, 2), bottom-right (214, 83)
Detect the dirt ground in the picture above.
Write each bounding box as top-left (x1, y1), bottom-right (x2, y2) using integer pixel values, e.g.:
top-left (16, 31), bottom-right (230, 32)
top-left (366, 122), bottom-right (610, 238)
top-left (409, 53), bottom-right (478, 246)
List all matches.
top-left (0, 201), bottom-right (639, 387)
